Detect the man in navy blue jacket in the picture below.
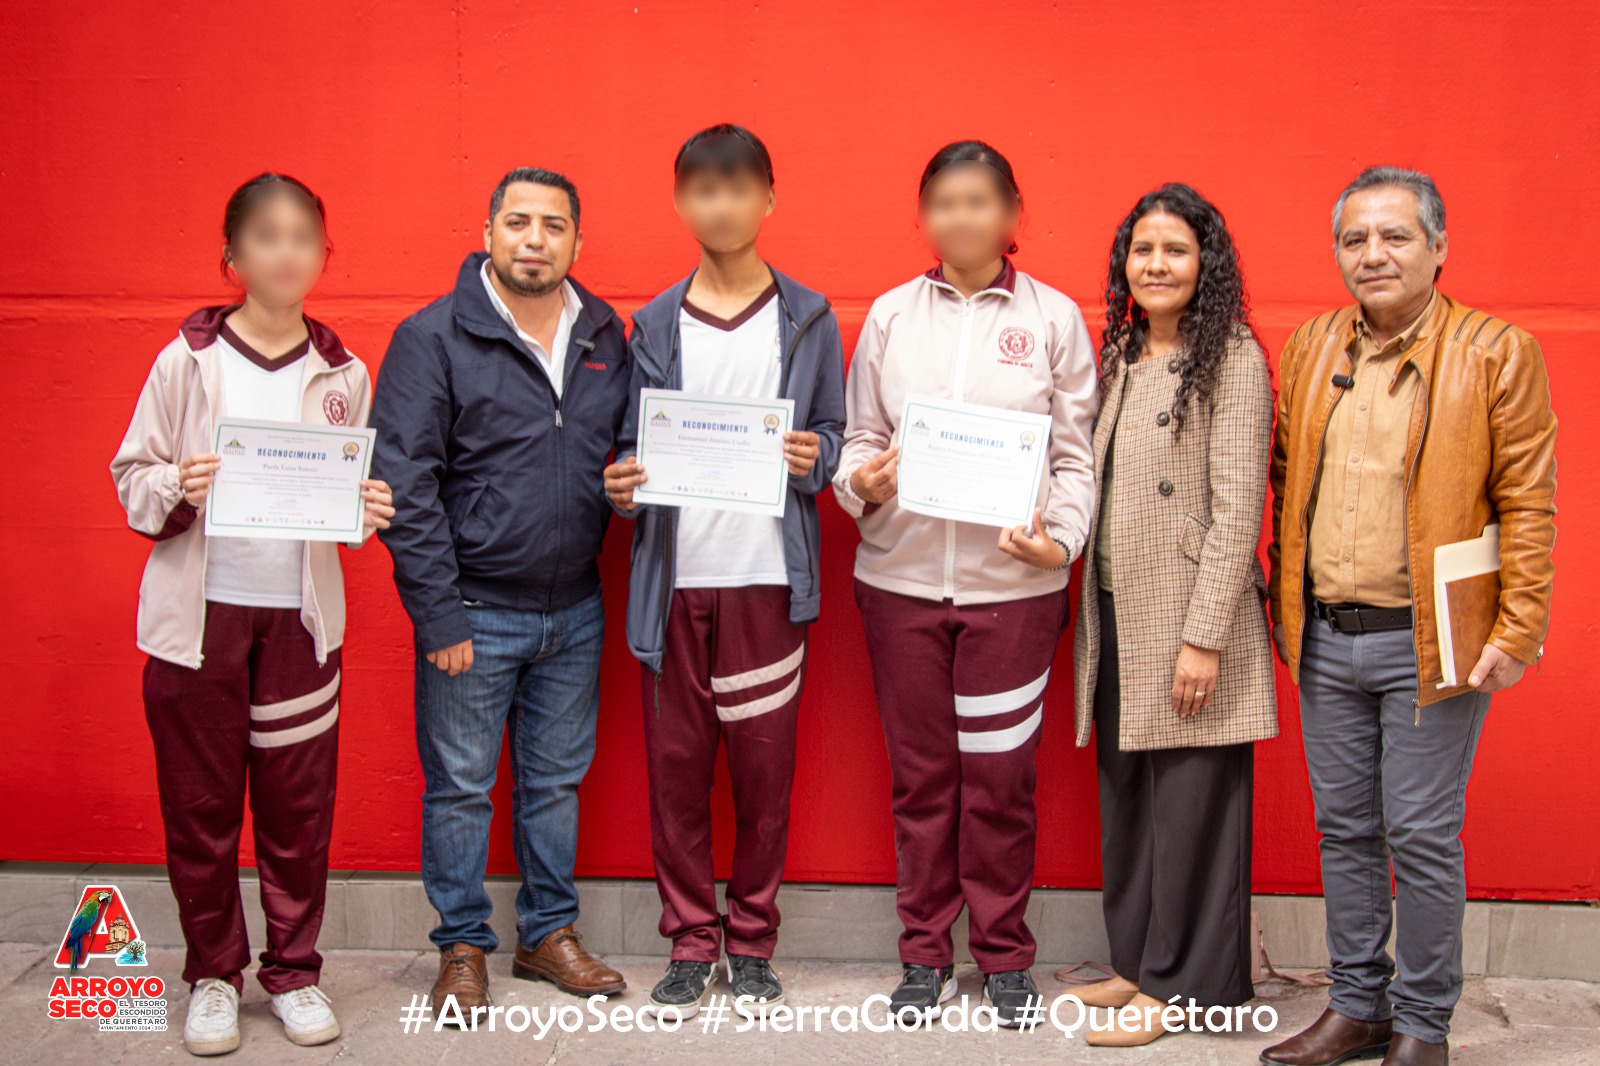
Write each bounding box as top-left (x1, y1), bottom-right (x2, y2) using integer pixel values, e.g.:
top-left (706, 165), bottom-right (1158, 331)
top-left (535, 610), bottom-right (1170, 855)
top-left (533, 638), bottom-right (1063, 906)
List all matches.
top-left (373, 168), bottom-right (629, 1014)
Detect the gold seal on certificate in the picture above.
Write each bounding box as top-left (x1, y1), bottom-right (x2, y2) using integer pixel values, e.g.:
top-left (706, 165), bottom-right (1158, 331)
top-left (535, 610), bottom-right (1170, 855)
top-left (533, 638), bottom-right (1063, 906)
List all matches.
top-left (895, 393), bottom-right (1052, 528)
top-left (204, 417), bottom-right (376, 542)
top-left (631, 388), bottom-right (796, 517)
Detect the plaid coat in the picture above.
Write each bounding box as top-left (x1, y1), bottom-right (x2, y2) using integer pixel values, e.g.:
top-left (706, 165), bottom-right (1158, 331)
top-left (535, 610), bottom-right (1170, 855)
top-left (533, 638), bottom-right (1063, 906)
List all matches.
top-left (1072, 328), bottom-right (1279, 751)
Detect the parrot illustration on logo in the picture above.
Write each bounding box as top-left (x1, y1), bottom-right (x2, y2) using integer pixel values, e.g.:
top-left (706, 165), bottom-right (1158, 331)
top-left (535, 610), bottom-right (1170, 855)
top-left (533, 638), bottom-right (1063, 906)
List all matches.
top-left (64, 890), bottom-right (112, 974)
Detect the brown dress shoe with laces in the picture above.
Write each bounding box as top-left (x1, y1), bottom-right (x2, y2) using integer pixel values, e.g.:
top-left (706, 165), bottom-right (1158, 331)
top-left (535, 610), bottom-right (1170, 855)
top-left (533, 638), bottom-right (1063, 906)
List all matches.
top-left (431, 943), bottom-right (491, 1023)
top-left (512, 925), bottom-right (626, 996)
top-left (1380, 1033), bottom-right (1448, 1065)
top-left (1260, 1007), bottom-right (1393, 1065)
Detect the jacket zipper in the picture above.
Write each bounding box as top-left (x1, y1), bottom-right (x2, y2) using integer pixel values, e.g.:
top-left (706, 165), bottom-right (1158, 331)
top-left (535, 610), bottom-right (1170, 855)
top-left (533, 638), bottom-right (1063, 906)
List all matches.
top-left (544, 335), bottom-right (595, 605)
top-left (654, 328), bottom-right (683, 704)
top-left (782, 299), bottom-right (829, 593)
top-left (1402, 358), bottom-right (1432, 725)
top-left (1295, 377), bottom-right (1340, 670)
top-left (302, 362), bottom-right (344, 664)
top-left (944, 297), bottom-right (977, 599)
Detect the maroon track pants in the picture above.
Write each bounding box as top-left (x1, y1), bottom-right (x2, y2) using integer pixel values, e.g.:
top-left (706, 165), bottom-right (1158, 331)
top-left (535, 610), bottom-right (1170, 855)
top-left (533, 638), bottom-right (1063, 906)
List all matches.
top-left (143, 601), bottom-right (340, 994)
top-left (642, 585), bottom-right (807, 962)
top-left (854, 579), bottom-right (1069, 973)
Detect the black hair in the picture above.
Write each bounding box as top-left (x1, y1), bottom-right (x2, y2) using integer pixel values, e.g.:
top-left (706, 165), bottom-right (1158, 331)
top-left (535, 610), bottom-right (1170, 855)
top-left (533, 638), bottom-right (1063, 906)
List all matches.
top-left (918, 140), bottom-right (1023, 255)
top-left (674, 123), bottom-right (775, 187)
top-left (221, 172), bottom-right (328, 283)
top-left (489, 167), bottom-right (581, 227)
top-left (1100, 182), bottom-right (1259, 435)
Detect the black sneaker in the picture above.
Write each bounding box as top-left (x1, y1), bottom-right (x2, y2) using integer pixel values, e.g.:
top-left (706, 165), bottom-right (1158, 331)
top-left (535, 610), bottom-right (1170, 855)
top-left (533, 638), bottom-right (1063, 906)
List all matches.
top-left (726, 954), bottom-right (783, 1012)
top-left (983, 968), bottom-right (1040, 1029)
top-left (888, 963), bottom-right (956, 1019)
top-left (647, 960), bottom-right (715, 1018)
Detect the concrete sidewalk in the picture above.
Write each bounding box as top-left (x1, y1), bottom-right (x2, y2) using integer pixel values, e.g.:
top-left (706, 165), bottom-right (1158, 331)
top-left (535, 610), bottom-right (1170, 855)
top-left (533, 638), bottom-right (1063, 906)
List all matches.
top-left (5, 942), bottom-right (1599, 1065)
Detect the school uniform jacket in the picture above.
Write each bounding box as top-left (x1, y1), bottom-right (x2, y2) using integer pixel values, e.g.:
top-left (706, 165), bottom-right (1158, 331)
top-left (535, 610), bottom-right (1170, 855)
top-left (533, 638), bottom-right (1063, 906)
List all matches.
top-left (110, 306), bottom-right (374, 670)
top-left (832, 260), bottom-right (1099, 604)
top-left (614, 266), bottom-right (846, 674)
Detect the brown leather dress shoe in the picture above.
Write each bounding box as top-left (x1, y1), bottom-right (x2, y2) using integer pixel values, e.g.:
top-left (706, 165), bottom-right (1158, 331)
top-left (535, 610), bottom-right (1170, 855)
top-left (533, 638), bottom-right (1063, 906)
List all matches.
top-left (431, 943), bottom-right (491, 1022)
top-left (512, 925), bottom-right (626, 996)
top-left (1380, 1033), bottom-right (1448, 1065)
top-left (1260, 1007), bottom-right (1393, 1065)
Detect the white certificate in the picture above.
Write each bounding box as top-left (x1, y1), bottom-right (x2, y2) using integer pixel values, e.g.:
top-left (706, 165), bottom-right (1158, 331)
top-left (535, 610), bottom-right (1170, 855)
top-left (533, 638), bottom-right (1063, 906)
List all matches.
top-left (204, 418), bottom-right (376, 542)
top-left (631, 389), bottom-right (795, 517)
top-left (896, 394), bottom-right (1052, 528)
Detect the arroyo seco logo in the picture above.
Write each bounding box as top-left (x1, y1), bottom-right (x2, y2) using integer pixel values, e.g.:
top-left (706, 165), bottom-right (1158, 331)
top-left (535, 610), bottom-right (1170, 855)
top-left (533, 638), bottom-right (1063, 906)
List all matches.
top-left (49, 884), bottom-right (168, 1031)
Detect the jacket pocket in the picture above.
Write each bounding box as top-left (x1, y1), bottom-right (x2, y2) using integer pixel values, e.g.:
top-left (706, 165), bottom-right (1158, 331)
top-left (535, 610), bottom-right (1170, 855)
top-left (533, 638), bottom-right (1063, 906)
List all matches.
top-left (445, 482), bottom-right (488, 543)
top-left (1178, 512), bottom-right (1210, 564)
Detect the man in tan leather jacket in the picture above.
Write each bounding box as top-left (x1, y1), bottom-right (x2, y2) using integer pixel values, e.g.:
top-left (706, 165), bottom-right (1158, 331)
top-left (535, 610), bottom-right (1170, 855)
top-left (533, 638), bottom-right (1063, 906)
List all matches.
top-left (1262, 167), bottom-right (1557, 1066)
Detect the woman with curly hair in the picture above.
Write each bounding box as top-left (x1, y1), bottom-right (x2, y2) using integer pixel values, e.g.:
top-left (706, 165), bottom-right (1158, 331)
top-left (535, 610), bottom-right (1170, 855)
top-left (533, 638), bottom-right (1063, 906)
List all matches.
top-left (1067, 183), bottom-right (1278, 1047)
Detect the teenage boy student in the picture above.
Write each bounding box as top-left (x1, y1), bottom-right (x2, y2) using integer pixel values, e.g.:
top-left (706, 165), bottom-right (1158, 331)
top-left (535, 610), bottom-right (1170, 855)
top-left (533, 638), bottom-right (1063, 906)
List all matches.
top-left (603, 124), bottom-right (846, 1017)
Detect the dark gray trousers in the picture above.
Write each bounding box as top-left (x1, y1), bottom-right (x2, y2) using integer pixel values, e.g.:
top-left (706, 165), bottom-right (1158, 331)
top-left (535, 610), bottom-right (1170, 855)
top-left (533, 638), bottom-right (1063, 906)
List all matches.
top-left (1298, 617), bottom-right (1490, 1044)
top-left (1094, 589), bottom-right (1256, 1007)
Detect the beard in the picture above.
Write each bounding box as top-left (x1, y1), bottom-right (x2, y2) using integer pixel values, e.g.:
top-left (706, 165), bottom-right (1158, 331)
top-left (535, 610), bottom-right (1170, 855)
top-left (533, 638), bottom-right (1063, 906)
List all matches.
top-left (491, 258), bottom-right (565, 298)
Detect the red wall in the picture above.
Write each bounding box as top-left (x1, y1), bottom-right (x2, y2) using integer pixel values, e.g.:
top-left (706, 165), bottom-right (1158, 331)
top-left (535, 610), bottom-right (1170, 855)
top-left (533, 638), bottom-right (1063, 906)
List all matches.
top-left (3, 1), bottom-right (1596, 900)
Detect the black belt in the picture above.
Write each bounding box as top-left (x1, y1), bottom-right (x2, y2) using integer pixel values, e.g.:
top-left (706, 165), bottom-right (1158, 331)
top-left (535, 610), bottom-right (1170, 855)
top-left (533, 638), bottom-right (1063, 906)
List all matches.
top-left (1311, 599), bottom-right (1413, 634)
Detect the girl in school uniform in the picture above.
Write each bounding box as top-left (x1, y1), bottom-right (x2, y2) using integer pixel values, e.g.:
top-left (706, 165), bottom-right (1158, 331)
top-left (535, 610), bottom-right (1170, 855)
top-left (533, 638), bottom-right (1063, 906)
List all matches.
top-left (111, 173), bottom-right (392, 1057)
top-left (832, 141), bottom-right (1099, 1025)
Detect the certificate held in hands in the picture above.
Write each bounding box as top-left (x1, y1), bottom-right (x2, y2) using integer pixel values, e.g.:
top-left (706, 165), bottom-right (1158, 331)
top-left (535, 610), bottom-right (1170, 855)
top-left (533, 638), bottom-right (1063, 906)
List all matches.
top-left (631, 389), bottom-right (795, 517)
top-left (896, 393), bottom-right (1053, 529)
top-left (204, 417), bottom-right (376, 542)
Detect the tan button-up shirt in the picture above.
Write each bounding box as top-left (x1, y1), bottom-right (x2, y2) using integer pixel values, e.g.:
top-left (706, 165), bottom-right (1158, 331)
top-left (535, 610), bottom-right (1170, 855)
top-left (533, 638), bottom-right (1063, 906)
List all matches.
top-left (1307, 288), bottom-right (1436, 607)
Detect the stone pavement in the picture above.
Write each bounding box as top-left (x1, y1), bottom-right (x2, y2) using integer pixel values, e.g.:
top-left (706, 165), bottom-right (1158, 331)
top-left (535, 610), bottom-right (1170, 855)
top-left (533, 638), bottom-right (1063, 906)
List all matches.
top-left (5, 942), bottom-right (1598, 1065)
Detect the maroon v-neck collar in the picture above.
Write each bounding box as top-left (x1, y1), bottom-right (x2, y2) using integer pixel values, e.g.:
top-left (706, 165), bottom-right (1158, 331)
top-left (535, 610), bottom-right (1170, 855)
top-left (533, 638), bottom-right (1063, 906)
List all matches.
top-left (218, 319), bottom-right (311, 372)
top-left (181, 304), bottom-right (349, 368)
top-left (680, 280), bottom-right (779, 332)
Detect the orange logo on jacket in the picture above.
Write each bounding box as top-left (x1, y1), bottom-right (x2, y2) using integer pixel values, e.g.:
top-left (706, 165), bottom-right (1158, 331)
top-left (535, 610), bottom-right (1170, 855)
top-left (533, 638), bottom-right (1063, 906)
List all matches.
top-left (998, 327), bottom-right (1035, 366)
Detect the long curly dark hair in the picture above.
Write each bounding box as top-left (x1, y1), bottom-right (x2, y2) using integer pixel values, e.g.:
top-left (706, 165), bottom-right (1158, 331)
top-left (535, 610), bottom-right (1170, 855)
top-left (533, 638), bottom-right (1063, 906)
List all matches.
top-left (1100, 182), bottom-right (1256, 434)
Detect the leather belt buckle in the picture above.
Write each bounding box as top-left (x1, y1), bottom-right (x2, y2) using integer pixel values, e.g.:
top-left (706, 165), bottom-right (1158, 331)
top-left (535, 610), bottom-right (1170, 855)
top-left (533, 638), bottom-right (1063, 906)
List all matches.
top-left (1313, 599), bottom-right (1412, 634)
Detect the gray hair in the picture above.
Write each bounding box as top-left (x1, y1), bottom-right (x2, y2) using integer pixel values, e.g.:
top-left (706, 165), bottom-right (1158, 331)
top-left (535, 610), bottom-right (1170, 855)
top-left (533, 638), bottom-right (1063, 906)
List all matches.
top-left (1331, 166), bottom-right (1445, 245)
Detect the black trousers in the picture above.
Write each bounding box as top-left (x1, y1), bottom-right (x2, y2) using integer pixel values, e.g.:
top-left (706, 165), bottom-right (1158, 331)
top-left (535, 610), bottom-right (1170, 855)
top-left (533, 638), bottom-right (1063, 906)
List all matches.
top-left (1094, 588), bottom-right (1255, 1006)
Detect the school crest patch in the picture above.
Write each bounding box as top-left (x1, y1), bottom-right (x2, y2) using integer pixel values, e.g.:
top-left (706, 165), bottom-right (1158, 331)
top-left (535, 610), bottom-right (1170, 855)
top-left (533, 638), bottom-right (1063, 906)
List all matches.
top-left (998, 327), bottom-right (1035, 364)
top-left (322, 390), bottom-right (349, 425)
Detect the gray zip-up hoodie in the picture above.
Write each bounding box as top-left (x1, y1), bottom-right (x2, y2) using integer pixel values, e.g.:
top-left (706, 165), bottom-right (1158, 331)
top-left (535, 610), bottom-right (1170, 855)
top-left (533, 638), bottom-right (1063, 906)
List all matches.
top-left (614, 266), bottom-right (846, 673)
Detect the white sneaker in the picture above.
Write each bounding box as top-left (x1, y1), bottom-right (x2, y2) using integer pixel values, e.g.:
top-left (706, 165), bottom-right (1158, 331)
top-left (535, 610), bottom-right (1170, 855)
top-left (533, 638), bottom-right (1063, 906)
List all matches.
top-left (184, 978), bottom-right (241, 1056)
top-left (270, 984), bottom-right (341, 1046)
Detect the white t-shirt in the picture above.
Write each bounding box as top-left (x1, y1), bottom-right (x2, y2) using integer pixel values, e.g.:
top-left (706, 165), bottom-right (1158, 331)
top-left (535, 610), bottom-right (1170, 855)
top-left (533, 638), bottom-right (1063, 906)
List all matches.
top-left (480, 260), bottom-right (582, 398)
top-left (203, 324), bottom-right (308, 609)
top-left (673, 284), bottom-right (789, 588)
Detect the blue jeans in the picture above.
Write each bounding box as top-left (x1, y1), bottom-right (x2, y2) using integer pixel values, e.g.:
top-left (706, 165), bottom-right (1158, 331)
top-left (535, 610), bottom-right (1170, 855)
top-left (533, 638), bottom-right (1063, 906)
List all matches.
top-left (414, 590), bottom-right (605, 953)
top-left (1298, 617), bottom-right (1490, 1044)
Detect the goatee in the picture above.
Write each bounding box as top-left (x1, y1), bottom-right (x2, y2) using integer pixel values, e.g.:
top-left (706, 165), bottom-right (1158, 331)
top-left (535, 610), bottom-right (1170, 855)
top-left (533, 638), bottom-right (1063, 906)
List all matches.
top-left (492, 261), bottom-right (562, 298)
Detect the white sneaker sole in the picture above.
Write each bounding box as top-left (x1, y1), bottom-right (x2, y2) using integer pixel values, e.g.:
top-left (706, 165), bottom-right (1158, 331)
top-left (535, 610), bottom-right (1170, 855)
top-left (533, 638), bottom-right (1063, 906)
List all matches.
top-left (270, 997), bottom-right (341, 1046)
top-left (184, 1029), bottom-right (241, 1056)
top-left (280, 1018), bottom-right (341, 1046)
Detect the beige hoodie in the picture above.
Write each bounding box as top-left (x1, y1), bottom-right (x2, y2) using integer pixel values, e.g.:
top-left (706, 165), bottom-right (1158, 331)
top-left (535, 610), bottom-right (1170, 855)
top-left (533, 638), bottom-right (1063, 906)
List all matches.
top-left (110, 306), bottom-right (373, 669)
top-left (832, 261), bottom-right (1099, 604)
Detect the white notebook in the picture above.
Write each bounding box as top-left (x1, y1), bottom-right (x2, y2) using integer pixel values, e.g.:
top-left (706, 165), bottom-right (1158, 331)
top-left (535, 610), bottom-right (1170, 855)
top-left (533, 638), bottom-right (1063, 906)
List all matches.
top-left (1433, 524), bottom-right (1500, 688)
